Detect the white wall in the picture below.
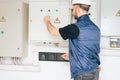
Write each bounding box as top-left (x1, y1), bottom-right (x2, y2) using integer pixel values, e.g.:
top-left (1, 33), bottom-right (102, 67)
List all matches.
top-left (0, 61), bottom-right (71, 80)
top-left (100, 45), bottom-right (120, 80)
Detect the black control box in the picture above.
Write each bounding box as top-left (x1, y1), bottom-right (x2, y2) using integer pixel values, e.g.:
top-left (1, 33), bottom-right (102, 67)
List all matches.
top-left (39, 52), bottom-right (69, 62)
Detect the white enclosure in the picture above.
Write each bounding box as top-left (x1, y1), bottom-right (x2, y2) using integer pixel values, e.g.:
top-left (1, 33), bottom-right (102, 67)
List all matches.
top-left (101, 0), bottom-right (120, 36)
top-left (29, 0), bottom-right (71, 42)
top-left (0, 1), bottom-right (28, 57)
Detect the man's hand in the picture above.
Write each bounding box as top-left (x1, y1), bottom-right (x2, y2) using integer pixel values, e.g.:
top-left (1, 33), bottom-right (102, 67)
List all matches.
top-left (61, 53), bottom-right (69, 61)
top-left (43, 15), bottom-right (51, 24)
top-left (97, 66), bottom-right (101, 72)
top-left (43, 15), bottom-right (60, 36)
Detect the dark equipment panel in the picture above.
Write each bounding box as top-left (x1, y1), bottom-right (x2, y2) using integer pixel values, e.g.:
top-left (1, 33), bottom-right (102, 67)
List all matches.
top-left (39, 52), bottom-right (69, 62)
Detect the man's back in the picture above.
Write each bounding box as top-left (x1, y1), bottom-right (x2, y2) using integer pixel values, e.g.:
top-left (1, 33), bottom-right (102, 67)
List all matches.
top-left (69, 14), bottom-right (100, 78)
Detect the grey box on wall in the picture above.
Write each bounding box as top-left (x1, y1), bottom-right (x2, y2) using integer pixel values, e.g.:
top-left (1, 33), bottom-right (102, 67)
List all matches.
top-left (0, 1), bottom-right (28, 57)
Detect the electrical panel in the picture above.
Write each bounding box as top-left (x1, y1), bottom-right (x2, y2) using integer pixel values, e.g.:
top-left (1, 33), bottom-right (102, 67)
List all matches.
top-left (29, 0), bottom-right (71, 42)
top-left (89, 0), bottom-right (100, 26)
top-left (101, 0), bottom-right (120, 36)
top-left (0, 1), bottom-right (28, 57)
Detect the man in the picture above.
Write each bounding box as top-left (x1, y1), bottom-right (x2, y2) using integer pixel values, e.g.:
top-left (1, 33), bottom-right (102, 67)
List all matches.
top-left (43, 0), bottom-right (100, 80)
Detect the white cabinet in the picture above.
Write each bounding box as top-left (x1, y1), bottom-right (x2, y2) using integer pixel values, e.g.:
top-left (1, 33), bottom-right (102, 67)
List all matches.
top-left (101, 0), bottom-right (120, 36)
top-left (0, 1), bottom-right (28, 57)
top-left (29, 0), bottom-right (71, 42)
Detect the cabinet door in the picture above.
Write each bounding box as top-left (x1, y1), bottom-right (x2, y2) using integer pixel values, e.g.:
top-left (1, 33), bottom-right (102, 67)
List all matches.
top-left (0, 2), bottom-right (24, 57)
top-left (101, 0), bottom-right (120, 36)
top-left (29, 1), bottom-right (71, 42)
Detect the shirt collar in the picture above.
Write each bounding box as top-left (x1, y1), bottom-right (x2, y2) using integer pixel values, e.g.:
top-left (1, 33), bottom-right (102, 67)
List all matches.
top-left (77, 14), bottom-right (90, 22)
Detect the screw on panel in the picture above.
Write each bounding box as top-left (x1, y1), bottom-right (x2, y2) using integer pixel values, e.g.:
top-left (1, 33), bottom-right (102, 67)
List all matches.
top-left (17, 9), bottom-right (20, 12)
top-left (40, 9), bottom-right (43, 12)
top-left (17, 48), bottom-right (20, 50)
top-left (30, 20), bottom-right (32, 22)
top-left (56, 9), bottom-right (58, 12)
top-left (43, 42), bottom-right (46, 44)
top-left (1, 31), bottom-right (4, 34)
top-left (48, 9), bottom-right (51, 12)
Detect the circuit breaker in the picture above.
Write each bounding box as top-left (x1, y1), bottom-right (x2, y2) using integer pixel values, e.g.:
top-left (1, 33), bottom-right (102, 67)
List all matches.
top-left (29, 0), bottom-right (71, 42)
top-left (0, 1), bottom-right (28, 57)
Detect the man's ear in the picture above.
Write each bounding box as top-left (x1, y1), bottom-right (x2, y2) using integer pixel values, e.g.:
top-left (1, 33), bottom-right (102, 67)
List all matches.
top-left (76, 5), bottom-right (81, 13)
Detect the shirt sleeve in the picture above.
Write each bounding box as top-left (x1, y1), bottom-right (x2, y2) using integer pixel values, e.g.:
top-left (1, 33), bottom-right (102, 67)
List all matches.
top-left (59, 24), bottom-right (79, 40)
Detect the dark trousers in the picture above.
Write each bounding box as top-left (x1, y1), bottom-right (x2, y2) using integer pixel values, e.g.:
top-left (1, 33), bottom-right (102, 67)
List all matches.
top-left (74, 71), bottom-right (99, 80)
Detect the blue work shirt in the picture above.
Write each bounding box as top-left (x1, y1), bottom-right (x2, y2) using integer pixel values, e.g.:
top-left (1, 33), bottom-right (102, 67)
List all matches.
top-left (69, 14), bottom-right (100, 78)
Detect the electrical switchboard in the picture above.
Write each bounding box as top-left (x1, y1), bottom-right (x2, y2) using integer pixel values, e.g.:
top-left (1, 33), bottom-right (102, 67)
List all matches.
top-left (101, 0), bottom-right (120, 36)
top-left (0, 1), bottom-right (28, 57)
top-left (29, 0), bottom-right (71, 42)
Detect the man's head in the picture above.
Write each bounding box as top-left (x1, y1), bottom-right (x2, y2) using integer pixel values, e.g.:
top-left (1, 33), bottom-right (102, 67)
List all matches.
top-left (71, 0), bottom-right (91, 19)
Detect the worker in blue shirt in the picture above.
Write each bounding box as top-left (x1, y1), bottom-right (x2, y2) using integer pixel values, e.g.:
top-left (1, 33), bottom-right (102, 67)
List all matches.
top-left (44, 0), bottom-right (100, 80)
